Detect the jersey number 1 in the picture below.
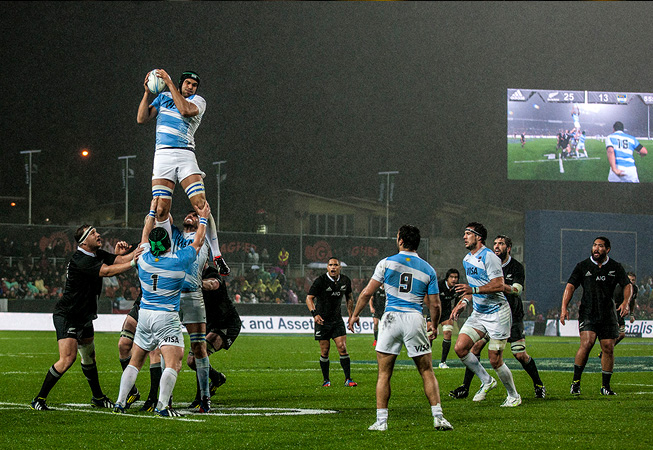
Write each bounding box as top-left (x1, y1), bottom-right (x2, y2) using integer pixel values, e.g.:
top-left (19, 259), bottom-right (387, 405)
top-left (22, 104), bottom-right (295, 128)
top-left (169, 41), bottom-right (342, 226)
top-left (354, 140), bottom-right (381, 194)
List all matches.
top-left (399, 273), bottom-right (413, 293)
top-left (151, 274), bottom-right (159, 291)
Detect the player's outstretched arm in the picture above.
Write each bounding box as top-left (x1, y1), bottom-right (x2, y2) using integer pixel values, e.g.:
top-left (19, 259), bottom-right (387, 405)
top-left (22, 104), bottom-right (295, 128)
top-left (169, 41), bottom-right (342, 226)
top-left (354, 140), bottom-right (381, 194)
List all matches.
top-left (137, 72), bottom-right (158, 124)
top-left (191, 201), bottom-right (211, 253)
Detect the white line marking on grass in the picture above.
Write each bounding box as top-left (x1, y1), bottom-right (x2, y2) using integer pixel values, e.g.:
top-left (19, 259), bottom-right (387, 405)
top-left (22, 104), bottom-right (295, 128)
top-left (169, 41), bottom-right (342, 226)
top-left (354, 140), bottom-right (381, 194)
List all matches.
top-left (513, 157), bottom-right (600, 163)
top-left (632, 392), bottom-right (653, 395)
top-left (206, 407), bottom-right (339, 416)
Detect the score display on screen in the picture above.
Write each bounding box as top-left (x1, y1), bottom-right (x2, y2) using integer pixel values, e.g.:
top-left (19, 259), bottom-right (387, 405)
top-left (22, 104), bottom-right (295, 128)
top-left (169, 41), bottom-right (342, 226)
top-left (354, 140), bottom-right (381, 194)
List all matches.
top-left (507, 88), bottom-right (652, 182)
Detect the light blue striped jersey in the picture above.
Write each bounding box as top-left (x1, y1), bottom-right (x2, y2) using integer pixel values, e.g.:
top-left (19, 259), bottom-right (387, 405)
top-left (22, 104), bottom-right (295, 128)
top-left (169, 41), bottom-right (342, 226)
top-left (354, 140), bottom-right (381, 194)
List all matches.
top-left (150, 92), bottom-right (206, 151)
top-left (606, 130), bottom-right (641, 169)
top-left (463, 246), bottom-right (507, 314)
top-left (171, 225), bottom-right (210, 292)
top-left (579, 134), bottom-right (586, 146)
top-left (137, 244), bottom-right (197, 312)
top-left (371, 251), bottom-right (439, 314)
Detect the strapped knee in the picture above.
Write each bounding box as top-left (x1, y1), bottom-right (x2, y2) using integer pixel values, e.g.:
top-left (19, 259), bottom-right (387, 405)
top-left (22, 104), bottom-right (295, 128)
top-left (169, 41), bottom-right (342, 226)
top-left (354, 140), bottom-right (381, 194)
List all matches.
top-left (152, 185), bottom-right (173, 200)
top-left (488, 339), bottom-right (507, 351)
top-left (442, 325), bottom-right (454, 333)
top-left (510, 340), bottom-right (526, 354)
top-left (460, 325), bottom-right (482, 343)
top-left (184, 181), bottom-right (205, 199)
top-left (78, 341), bottom-right (96, 365)
top-left (120, 329), bottom-right (134, 341)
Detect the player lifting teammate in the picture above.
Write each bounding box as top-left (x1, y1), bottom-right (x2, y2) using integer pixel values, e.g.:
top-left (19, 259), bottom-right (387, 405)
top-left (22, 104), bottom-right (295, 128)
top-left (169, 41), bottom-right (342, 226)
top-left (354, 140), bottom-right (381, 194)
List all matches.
top-left (137, 68), bottom-right (230, 275)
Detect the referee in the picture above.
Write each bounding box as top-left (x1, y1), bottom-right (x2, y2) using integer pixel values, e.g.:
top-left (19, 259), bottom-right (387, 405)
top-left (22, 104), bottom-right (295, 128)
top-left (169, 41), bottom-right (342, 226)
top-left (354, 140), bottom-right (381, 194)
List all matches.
top-left (31, 225), bottom-right (142, 410)
top-left (560, 236), bottom-right (632, 396)
top-left (306, 257), bottom-right (357, 387)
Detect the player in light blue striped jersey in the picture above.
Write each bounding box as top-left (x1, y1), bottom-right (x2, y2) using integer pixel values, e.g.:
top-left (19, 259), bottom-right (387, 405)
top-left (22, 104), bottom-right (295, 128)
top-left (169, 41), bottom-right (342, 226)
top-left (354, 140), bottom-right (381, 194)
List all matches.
top-left (450, 222), bottom-right (521, 407)
top-left (114, 199), bottom-right (210, 417)
top-left (606, 121), bottom-right (648, 183)
top-left (349, 225), bottom-right (452, 431)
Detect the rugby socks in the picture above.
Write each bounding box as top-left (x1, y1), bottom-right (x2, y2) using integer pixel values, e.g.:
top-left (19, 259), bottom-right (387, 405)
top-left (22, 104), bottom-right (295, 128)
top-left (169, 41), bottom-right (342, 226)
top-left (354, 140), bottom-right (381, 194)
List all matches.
top-left (147, 363), bottom-right (162, 402)
top-left (195, 356), bottom-right (211, 399)
top-left (431, 404), bottom-right (443, 419)
top-left (340, 354), bottom-right (352, 380)
top-left (320, 356), bottom-right (330, 382)
top-left (119, 356), bottom-right (131, 371)
top-left (520, 356), bottom-right (543, 386)
top-left (116, 365), bottom-right (139, 405)
top-left (495, 363), bottom-right (518, 398)
top-left (573, 364), bottom-right (585, 384)
top-left (207, 213), bottom-right (222, 259)
top-left (441, 339), bottom-right (451, 364)
top-left (373, 328), bottom-right (378, 341)
top-left (462, 366), bottom-right (475, 390)
top-left (81, 362), bottom-right (104, 398)
top-left (157, 368), bottom-right (178, 411)
top-left (460, 353), bottom-right (492, 385)
top-left (37, 365), bottom-right (63, 399)
top-left (602, 371), bottom-right (613, 390)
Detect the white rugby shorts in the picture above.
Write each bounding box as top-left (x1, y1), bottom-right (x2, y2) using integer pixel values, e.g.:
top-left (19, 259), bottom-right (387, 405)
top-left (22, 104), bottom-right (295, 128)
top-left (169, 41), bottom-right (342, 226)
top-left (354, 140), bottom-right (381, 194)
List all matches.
top-left (180, 291), bottom-right (206, 325)
top-left (376, 311), bottom-right (431, 358)
top-left (608, 166), bottom-right (639, 183)
top-left (152, 148), bottom-right (206, 183)
top-left (462, 302), bottom-right (512, 341)
top-left (134, 309), bottom-right (184, 351)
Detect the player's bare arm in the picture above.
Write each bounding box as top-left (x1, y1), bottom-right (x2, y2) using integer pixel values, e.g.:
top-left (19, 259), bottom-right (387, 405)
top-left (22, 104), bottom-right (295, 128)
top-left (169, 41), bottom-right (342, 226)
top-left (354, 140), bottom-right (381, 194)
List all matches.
top-left (349, 278), bottom-right (382, 331)
top-left (454, 276), bottom-right (504, 296)
top-left (137, 72), bottom-right (158, 124)
top-left (606, 146), bottom-right (623, 176)
top-left (425, 293), bottom-right (441, 340)
top-left (157, 68), bottom-right (199, 117)
top-left (450, 294), bottom-right (471, 320)
top-left (560, 283), bottom-right (576, 325)
top-left (190, 201), bottom-right (211, 253)
top-left (306, 295), bottom-right (323, 325)
top-left (617, 284), bottom-right (633, 317)
top-left (637, 145), bottom-right (648, 156)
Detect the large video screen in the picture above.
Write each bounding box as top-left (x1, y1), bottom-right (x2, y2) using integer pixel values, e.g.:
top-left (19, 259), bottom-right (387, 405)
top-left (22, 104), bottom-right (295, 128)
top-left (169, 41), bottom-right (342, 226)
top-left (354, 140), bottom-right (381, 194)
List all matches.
top-left (507, 89), bottom-right (652, 182)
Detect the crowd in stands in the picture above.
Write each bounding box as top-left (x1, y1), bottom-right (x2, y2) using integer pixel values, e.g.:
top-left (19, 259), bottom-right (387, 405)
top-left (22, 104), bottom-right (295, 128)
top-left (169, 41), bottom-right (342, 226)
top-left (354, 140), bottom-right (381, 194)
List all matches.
top-left (3, 236), bottom-right (653, 320)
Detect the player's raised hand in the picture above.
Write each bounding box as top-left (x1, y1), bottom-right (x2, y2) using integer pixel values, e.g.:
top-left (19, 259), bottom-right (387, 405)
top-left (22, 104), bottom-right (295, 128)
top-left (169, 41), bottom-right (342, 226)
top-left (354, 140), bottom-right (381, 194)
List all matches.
top-left (156, 69), bottom-right (174, 88)
top-left (196, 200), bottom-right (211, 219)
top-left (114, 241), bottom-right (130, 255)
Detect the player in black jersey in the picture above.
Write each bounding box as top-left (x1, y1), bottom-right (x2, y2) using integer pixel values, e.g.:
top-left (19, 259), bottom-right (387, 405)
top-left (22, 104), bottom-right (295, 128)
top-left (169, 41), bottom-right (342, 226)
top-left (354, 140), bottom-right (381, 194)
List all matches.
top-left (306, 257), bottom-right (357, 387)
top-left (449, 236), bottom-right (545, 399)
top-left (561, 237), bottom-right (632, 396)
top-left (423, 269), bottom-right (460, 369)
top-left (368, 285), bottom-right (386, 346)
top-left (187, 264), bottom-right (241, 407)
top-left (31, 225), bottom-right (142, 411)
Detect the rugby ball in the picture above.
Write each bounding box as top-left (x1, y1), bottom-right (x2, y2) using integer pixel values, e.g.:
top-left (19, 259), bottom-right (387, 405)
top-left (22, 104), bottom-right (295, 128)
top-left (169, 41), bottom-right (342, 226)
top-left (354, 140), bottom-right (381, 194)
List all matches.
top-left (147, 70), bottom-right (166, 94)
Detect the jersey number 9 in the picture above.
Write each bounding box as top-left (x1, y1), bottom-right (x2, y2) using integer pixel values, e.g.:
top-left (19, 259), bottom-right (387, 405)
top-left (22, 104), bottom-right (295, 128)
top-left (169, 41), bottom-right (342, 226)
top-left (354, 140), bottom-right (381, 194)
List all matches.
top-left (399, 273), bottom-right (413, 293)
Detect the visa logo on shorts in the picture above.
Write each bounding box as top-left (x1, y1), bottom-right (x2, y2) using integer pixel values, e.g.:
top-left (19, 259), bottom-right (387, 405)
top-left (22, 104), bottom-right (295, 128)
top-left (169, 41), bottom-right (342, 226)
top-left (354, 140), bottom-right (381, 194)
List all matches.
top-left (413, 344), bottom-right (431, 353)
top-left (163, 336), bottom-right (180, 344)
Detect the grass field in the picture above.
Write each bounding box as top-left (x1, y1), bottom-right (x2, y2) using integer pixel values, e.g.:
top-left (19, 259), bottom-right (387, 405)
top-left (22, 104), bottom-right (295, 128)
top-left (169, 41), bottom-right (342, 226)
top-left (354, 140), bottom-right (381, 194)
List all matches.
top-left (1, 331), bottom-right (652, 450)
top-left (508, 138), bottom-right (653, 182)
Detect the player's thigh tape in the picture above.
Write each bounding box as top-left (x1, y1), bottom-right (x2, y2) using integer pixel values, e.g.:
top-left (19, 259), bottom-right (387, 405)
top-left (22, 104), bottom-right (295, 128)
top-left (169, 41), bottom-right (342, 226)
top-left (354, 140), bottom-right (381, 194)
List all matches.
top-left (184, 181), bottom-right (205, 199)
top-left (78, 341), bottom-right (96, 365)
top-left (152, 185), bottom-right (173, 199)
top-left (459, 324), bottom-right (482, 343)
top-left (510, 339), bottom-right (526, 354)
top-left (120, 329), bottom-right (135, 341)
top-left (489, 339), bottom-right (507, 351)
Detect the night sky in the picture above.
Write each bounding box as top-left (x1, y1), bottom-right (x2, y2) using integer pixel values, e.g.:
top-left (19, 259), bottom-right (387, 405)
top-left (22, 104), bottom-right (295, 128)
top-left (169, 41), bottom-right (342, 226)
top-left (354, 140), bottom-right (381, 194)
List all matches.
top-left (2, 2), bottom-right (652, 229)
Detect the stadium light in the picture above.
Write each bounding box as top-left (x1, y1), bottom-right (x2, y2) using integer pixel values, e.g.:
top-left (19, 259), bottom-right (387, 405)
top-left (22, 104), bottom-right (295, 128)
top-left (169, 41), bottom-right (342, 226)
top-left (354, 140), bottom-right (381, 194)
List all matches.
top-left (19, 149), bottom-right (42, 225)
top-left (212, 160), bottom-right (227, 231)
top-left (118, 155), bottom-right (136, 227)
top-left (378, 170), bottom-right (399, 237)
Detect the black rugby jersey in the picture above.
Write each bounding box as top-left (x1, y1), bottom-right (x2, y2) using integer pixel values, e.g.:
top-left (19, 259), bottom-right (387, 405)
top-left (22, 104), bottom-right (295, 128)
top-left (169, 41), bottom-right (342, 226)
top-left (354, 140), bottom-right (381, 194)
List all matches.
top-left (308, 273), bottom-right (352, 322)
top-left (567, 257), bottom-right (629, 324)
top-left (54, 249), bottom-right (117, 325)
top-left (202, 266), bottom-right (240, 330)
top-left (502, 257), bottom-right (525, 321)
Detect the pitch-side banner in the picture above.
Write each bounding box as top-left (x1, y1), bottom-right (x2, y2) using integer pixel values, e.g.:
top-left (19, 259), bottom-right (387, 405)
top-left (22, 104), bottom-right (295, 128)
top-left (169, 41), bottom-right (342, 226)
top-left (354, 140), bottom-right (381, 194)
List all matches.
top-left (545, 319), bottom-right (653, 338)
top-left (0, 313), bottom-right (375, 334)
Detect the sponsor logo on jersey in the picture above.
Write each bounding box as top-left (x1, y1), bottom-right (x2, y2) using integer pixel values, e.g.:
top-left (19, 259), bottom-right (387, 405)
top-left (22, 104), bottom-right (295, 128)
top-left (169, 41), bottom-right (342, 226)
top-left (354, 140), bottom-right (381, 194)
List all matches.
top-left (608, 271), bottom-right (615, 276)
top-left (467, 267), bottom-right (478, 276)
top-left (596, 276), bottom-right (606, 281)
top-left (585, 271), bottom-right (592, 276)
top-left (326, 287), bottom-right (332, 292)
